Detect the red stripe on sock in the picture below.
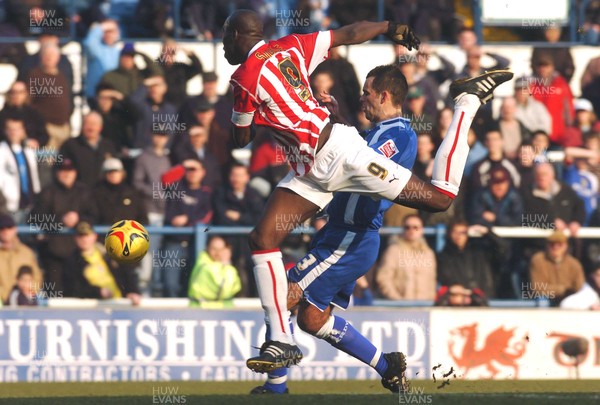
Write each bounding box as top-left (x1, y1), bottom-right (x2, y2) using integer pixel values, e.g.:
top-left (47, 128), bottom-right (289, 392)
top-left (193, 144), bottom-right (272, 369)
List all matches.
top-left (267, 261), bottom-right (287, 335)
top-left (252, 249), bottom-right (281, 255)
top-left (445, 111), bottom-right (465, 182)
top-left (434, 186), bottom-right (456, 199)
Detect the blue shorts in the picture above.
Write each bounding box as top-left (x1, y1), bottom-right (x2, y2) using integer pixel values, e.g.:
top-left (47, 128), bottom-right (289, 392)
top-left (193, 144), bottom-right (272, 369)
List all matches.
top-left (287, 225), bottom-right (380, 311)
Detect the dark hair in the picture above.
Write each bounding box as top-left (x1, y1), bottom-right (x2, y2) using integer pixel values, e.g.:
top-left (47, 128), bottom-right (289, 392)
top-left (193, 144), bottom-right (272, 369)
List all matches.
top-left (366, 65), bottom-right (408, 107)
top-left (229, 161), bottom-right (248, 174)
top-left (17, 265), bottom-right (33, 279)
top-left (532, 130), bottom-right (550, 139)
top-left (95, 82), bottom-right (116, 94)
top-left (447, 219), bottom-right (469, 236)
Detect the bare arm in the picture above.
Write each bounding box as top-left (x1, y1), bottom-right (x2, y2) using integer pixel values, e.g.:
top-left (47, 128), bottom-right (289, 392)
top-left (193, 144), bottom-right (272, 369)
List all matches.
top-left (393, 174), bottom-right (453, 212)
top-left (331, 21), bottom-right (420, 50)
top-left (232, 125), bottom-right (254, 148)
top-left (331, 21), bottom-right (389, 47)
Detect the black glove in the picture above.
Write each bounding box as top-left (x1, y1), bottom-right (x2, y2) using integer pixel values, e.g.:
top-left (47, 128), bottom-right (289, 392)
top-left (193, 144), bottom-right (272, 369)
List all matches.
top-left (386, 22), bottom-right (421, 51)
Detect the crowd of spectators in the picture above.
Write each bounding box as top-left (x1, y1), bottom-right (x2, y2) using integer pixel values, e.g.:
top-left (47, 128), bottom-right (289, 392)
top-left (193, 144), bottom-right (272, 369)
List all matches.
top-left (0, 3), bottom-right (599, 310)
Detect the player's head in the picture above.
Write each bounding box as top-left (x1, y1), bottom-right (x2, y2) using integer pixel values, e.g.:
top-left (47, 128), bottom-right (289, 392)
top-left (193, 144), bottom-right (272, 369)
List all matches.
top-left (222, 10), bottom-right (264, 65)
top-left (361, 65), bottom-right (408, 123)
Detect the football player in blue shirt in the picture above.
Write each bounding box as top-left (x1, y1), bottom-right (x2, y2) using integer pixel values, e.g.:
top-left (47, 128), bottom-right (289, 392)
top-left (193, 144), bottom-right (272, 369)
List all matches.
top-left (252, 64), bottom-right (416, 394)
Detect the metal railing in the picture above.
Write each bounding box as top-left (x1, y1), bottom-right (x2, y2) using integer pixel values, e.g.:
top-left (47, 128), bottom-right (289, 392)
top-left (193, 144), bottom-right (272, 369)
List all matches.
top-left (16, 224), bottom-right (600, 255)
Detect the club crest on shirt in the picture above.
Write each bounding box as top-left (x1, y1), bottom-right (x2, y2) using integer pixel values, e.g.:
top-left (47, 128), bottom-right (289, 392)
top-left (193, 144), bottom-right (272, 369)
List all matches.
top-left (378, 140), bottom-right (399, 158)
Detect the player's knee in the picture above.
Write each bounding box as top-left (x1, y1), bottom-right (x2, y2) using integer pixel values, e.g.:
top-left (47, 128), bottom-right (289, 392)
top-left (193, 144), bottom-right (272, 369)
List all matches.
top-left (297, 309), bottom-right (325, 335)
top-left (248, 228), bottom-right (271, 251)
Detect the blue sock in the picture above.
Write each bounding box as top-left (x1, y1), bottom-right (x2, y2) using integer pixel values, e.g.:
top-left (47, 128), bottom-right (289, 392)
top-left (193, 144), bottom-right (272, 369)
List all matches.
top-left (262, 320), bottom-right (290, 393)
top-left (326, 315), bottom-right (388, 376)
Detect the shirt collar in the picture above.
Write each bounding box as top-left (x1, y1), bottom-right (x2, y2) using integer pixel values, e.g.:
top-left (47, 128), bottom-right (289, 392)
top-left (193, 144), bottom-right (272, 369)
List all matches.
top-left (370, 116), bottom-right (410, 132)
top-left (248, 40), bottom-right (266, 58)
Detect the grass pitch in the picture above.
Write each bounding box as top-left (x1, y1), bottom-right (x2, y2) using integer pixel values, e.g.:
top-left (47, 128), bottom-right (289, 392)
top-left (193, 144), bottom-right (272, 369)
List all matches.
top-left (0, 380), bottom-right (598, 405)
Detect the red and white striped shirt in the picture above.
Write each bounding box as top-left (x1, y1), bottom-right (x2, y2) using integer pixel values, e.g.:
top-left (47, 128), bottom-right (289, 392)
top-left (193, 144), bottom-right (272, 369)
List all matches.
top-left (230, 31), bottom-right (333, 176)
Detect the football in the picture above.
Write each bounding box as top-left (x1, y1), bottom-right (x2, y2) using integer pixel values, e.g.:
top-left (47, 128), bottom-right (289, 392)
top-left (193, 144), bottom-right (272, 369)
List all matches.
top-left (104, 220), bottom-right (150, 264)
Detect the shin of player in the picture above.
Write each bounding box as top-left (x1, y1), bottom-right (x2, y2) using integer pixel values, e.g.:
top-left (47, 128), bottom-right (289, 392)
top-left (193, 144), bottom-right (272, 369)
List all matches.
top-left (251, 250), bottom-right (294, 344)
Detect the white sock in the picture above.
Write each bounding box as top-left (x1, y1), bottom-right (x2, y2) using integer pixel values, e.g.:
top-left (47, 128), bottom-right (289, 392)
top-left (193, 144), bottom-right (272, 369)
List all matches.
top-left (431, 94), bottom-right (480, 196)
top-left (252, 250), bottom-right (294, 344)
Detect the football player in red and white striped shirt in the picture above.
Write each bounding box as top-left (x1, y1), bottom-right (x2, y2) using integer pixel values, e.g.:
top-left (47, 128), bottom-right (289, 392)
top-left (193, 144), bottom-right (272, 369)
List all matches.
top-left (223, 9), bottom-right (512, 375)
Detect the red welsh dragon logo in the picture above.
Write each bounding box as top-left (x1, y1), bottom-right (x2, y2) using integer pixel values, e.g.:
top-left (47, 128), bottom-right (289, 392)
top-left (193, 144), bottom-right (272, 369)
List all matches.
top-left (448, 322), bottom-right (528, 379)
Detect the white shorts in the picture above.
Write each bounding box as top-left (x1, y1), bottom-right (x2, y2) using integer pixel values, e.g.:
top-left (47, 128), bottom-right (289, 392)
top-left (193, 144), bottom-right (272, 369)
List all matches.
top-left (277, 123), bottom-right (412, 209)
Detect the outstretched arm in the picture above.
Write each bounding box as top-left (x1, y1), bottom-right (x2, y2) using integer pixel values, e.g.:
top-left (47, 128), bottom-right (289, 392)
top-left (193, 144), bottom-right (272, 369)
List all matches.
top-left (331, 21), bottom-right (420, 50)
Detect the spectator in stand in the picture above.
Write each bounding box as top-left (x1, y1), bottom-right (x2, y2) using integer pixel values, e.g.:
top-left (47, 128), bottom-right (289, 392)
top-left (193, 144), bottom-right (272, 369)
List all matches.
top-left (0, 81), bottom-right (48, 146)
top-left (311, 70), bottom-right (351, 125)
top-left (180, 0), bottom-right (218, 40)
top-left (413, 133), bottom-right (435, 181)
top-left (60, 111), bottom-right (117, 187)
top-left (464, 128), bottom-right (488, 177)
top-left (434, 284), bottom-right (488, 307)
top-left (397, 59), bottom-right (439, 117)
top-left (564, 157), bottom-right (599, 225)
top-left (514, 76), bottom-right (552, 135)
top-left (561, 266), bottom-right (600, 310)
top-left (523, 162), bottom-right (586, 234)
top-left (312, 47), bottom-right (361, 125)
top-left (437, 221), bottom-right (506, 299)
top-left (64, 221), bottom-right (141, 305)
top-left (0, 214), bottom-right (43, 303)
top-left (531, 28), bottom-right (575, 83)
top-left (213, 162), bottom-right (264, 296)
top-left (25, 44), bottom-right (73, 150)
top-left (157, 39), bottom-right (203, 108)
top-left (375, 214), bottom-right (436, 300)
top-left (413, 43), bottom-right (455, 86)
top-left (529, 230), bottom-right (585, 306)
top-left (179, 72), bottom-right (233, 137)
top-left (133, 131), bottom-right (171, 295)
top-left (516, 142), bottom-right (537, 193)
top-left (469, 130), bottom-right (521, 195)
top-left (581, 54), bottom-right (600, 115)
top-left (582, 0), bottom-right (600, 45)
top-left (0, 117), bottom-right (41, 223)
top-left (185, 98), bottom-right (232, 170)
top-left (127, 75), bottom-right (177, 150)
top-left (457, 45), bottom-right (509, 136)
top-left (404, 86), bottom-right (434, 131)
top-left (6, 265), bottom-right (38, 306)
top-left (170, 124), bottom-right (221, 190)
top-left (91, 84), bottom-right (134, 158)
top-left (530, 54), bottom-right (575, 147)
top-left (94, 158), bottom-right (148, 225)
top-left (458, 45), bottom-right (510, 79)
top-left (83, 20), bottom-right (121, 100)
top-left (30, 159), bottom-right (97, 294)
top-left (433, 107), bottom-right (453, 145)
top-left (573, 99), bottom-right (598, 140)
top-left (387, 0), bottom-right (452, 40)
top-left (188, 235), bottom-right (242, 304)
top-left (471, 166), bottom-right (524, 297)
top-left (17, 33), bottom-right (74, 90)
top-left (470, 166), bottom-right (523, 227)
top-left (497, 97), bottom-right (531, 160)
top-left (162, 158), bottom-right (213, 297)
top-left (457, 27), bottom-right (477, 51)
top-left (99, 43), bottom-right (163, 98)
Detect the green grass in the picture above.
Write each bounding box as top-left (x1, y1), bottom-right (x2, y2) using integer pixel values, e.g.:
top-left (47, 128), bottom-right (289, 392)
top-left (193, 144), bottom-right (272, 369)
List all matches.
top-left (0, 380), bottom-right (598, 405)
